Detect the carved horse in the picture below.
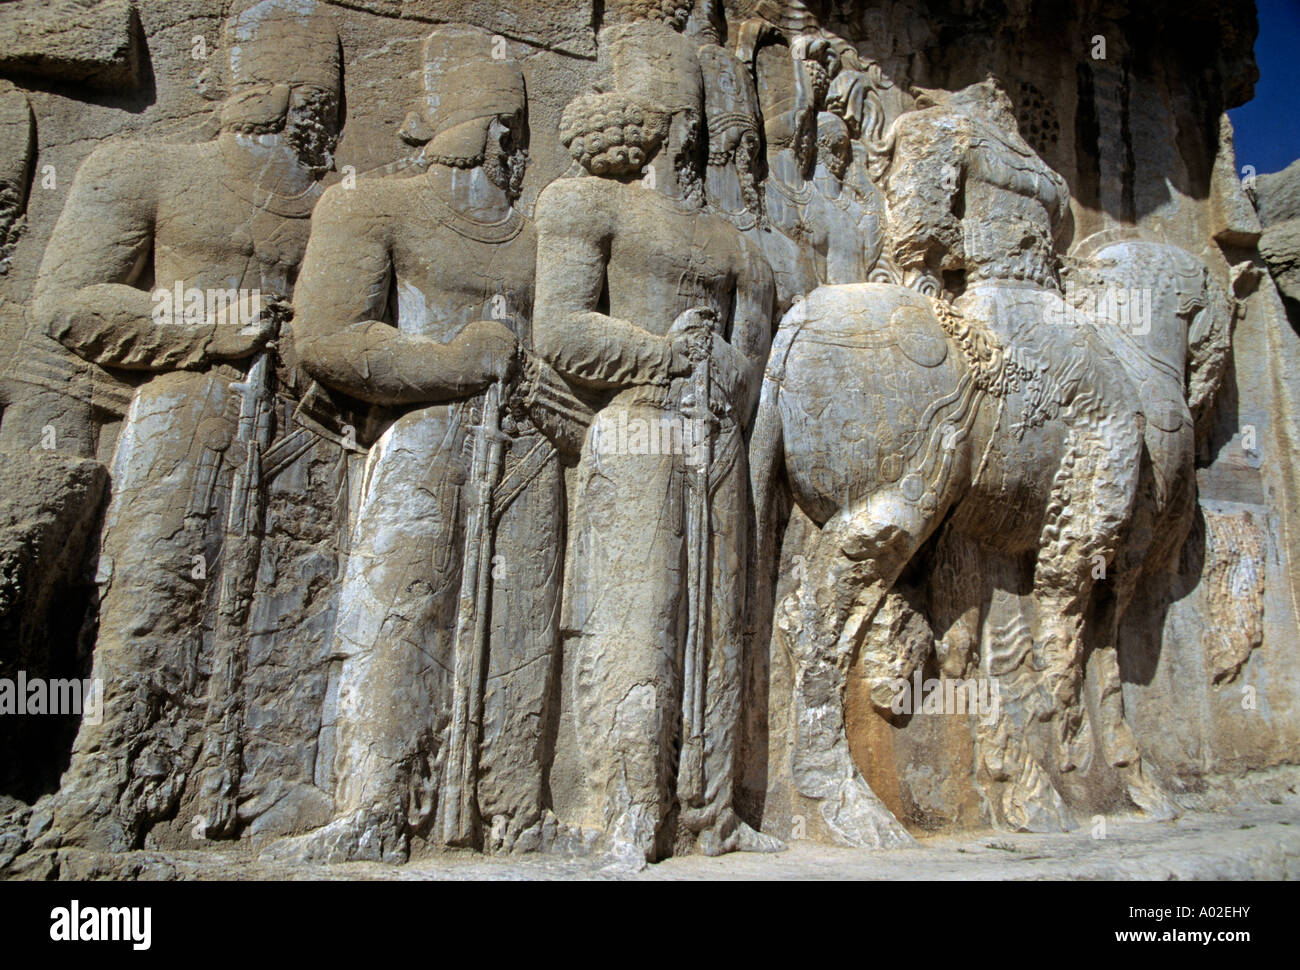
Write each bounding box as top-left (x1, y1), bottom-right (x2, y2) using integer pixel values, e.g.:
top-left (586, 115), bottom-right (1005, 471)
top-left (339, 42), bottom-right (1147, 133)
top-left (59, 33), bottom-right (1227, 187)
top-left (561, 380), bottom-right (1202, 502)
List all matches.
top-left (748, 242), bottom-right (1233, 844)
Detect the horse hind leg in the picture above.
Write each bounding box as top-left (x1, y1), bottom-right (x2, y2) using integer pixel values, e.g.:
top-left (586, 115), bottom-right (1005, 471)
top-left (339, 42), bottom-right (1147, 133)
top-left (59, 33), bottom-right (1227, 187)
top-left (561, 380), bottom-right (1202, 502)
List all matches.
top-left (967, 559), bottom-right (1077, 832)
top-left (1084, 438), bottom-right (1191, 819)
top-left (783, 481), bottom-right (955, 848)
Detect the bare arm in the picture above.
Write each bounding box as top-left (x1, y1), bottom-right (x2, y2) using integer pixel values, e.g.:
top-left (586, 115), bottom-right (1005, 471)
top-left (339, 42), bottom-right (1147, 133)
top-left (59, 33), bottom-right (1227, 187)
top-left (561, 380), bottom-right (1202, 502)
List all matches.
top-left (32, 143), bottom-right (230, 371)
top-left (292, 184), bottom-right (514, 407)
top-left (727, 239), bottom-right (776, 425)
top-left (532, 180), bottom-right (676, 391)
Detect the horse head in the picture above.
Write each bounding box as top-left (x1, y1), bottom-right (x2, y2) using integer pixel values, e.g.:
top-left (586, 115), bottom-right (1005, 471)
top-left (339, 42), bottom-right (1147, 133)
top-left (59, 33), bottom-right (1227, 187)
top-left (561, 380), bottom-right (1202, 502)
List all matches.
top-left (1065, 231), bottom-right (1234, 429)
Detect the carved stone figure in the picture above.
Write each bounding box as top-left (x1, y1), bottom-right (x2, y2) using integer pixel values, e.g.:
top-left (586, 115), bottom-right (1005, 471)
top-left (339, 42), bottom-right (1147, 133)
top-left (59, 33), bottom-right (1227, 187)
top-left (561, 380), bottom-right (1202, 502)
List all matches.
top-left (534, 10), bottom-right (780, 862)
top-left (267, 26), bottom-right (574, 863)
top-left (0, 75), bottom-right (114, 459)
top-left (801, 110), bottom-right (879, 284)
top-left (749, 79), bottom-right (1234, 842)
top-left (29, 0), bottom-right (342, 852)
top-left (691, 3), bottom-right (816, 326)
top-left (0, 81), bottom-right (133, 464)
top-left (0, 0), bottom-right (1290, 879)
top-left (692, 3), bottom-right (762, 230)
top-left (738, 31), bottom-right (886, 290)
top-left (741, 27), bottom-right (819, 305)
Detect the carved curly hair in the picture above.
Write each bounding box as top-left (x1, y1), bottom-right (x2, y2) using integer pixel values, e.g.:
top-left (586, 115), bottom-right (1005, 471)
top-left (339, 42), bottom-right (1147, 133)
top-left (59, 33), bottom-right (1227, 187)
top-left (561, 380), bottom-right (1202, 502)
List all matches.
top-left (604, 0), bottom-right (694, 27)
top-left (560, 92), bottom-right (669, 176)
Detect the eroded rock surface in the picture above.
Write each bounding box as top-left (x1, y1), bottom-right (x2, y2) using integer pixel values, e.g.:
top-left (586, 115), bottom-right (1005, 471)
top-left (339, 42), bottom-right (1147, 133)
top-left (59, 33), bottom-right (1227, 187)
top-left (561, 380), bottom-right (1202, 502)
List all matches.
top-left (0, 0), bottom-right (1297, 878)
top-left (1257, 159), bottom-right (1300, 323)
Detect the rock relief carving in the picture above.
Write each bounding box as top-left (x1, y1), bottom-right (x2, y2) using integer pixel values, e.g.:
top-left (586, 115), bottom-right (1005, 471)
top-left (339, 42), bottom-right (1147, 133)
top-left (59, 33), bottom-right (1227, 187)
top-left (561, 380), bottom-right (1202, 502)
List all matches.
top-left (749, 77), bottom-right (1238, 842)
top-left (29, 0), bottom-right (343, 852)
top-left (3, 0), bottom-right (1259, 866)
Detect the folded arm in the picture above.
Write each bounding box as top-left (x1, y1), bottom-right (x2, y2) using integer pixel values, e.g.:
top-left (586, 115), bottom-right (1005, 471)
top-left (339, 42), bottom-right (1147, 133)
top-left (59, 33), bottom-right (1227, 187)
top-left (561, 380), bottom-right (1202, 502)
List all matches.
top-left (33, 144), bottom-right (219, 371)
top-left (532, 181), bottom-right (676, 391)
top-left (292, 185), bottom-right (512, 407)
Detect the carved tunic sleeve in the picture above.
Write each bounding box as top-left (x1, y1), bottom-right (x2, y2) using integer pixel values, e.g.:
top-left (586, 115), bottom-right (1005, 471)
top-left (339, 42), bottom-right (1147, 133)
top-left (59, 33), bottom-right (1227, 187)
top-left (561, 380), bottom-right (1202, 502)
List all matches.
top-left (33, 144), bottom-right (214, 371)
top-left (292, 184), bottom-right (496, 407)
top-left (533, 180), bottom-right (676, 390)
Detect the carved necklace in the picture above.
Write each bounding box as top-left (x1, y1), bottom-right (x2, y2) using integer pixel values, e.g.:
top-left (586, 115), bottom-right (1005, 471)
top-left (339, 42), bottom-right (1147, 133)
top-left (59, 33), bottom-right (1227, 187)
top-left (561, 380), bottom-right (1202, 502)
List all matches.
top-left (221, 176), bottom-right (321, 219)
top-left (722, 209), bottom-right (760, 231)
top-left (709, 196), bottom-right (760, 231)
top-left (766, 175), bottom-right (815, 207)
top-left (818, 179), bottom-right (861, 216)
top-left (419, 186), bottom-right (525, 244)
top-left (640, 186), bottom-right (705, 217)
top-left (218, 141), bottom-right (322, 219)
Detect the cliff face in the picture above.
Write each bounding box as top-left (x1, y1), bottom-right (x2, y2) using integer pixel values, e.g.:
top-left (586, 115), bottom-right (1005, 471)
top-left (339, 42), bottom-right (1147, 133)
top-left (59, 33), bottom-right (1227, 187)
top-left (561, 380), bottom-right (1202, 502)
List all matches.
top-left (0, 0), bottom-right (1295, 872)
top-left (1257, 159), bottom-right (1300, 324)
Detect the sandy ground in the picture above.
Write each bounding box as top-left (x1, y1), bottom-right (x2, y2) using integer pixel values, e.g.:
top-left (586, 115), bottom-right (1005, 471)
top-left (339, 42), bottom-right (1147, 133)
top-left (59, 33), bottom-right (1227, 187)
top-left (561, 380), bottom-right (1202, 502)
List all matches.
top-left (7, 797), bottom-right (1298, 880)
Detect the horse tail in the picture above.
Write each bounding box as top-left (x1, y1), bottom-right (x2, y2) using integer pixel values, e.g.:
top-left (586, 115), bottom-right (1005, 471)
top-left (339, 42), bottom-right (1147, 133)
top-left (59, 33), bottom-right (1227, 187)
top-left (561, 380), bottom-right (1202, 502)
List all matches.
top-left (750, 365), bottom-right (786, 554)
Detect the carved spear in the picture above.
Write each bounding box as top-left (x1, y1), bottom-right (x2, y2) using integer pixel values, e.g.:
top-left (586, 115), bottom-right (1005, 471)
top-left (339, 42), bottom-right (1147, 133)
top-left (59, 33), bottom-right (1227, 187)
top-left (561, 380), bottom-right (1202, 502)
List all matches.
top-left (195, 287), bottom-right (283, 838)
top-left (439, 379), bottom-right (509, 846)
top-left (680, 319), bottom-right (716, 806)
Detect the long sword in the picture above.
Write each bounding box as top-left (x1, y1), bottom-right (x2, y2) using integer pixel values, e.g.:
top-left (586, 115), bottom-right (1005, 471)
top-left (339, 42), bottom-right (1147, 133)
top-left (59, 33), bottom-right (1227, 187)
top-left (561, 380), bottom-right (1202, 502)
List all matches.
top-left (196, 288), bottom-right (282, 838)
top-left (439, 380), bottom-right (508, 846)
top-left (680, 325), bottom-right (714, 806)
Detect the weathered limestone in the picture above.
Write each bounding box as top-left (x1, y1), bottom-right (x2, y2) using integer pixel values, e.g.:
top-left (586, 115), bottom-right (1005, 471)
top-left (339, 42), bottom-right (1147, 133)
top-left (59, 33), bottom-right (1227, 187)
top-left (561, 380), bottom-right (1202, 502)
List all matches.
top-left (28, 0), bottom-right (343, 852)
top-left (271, 25), bottom-right (571, 863)
top-left (1257, 159), bottom-right (1300, 323)
top-left (0, 1), bottom-right (145, 92)
top-left (0, 82), bottom-right (32, 274)
top-left (0, 0), bottom-right (1295, 878)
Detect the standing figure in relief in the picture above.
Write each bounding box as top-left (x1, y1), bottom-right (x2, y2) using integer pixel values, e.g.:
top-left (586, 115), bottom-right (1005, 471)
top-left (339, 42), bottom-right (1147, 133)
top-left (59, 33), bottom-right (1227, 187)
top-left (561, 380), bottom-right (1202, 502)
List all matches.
top-left (271, 26), bottom-right (572, 863)
top-left (29, 0), bottom-right (342, 852)
top-left (741, 27), bottom-right (820, 304)
top-left (822, 46), bottom-right (892, 278)
top-left (534, 8), bottom-right (782, 863)
top-left (690, 0), bottom-right (796, 321)
top-left (691, 2), bottom-right (762, 234)
top-left (802, 111), bottom-right (880, 284)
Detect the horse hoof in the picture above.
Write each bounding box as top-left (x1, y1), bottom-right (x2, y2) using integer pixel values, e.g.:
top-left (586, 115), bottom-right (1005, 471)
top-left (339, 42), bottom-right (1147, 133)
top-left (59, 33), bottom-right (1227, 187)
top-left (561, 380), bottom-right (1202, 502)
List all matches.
top-left (1125, 767), bottom-right (1180, 821)
top-left (698, 810), bottom-right (787, 856)
top-left (258, 809), bottom-right (407, 866)
top-left (820, 777), bottom-right (916, 849)
top-left (599, 840), bottom-right (650, 874)
top-left (995, 755), bottom-right (1076, 833)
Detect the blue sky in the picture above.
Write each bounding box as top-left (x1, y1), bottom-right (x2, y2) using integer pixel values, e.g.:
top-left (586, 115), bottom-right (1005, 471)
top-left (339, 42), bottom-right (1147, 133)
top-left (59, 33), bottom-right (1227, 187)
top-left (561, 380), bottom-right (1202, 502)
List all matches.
top-left (1228, 0), bottom-right (1300, 175)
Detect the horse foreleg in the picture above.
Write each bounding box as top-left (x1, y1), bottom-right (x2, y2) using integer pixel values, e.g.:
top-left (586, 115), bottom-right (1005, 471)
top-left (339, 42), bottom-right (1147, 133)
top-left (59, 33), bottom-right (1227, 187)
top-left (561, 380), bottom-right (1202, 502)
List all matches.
top-left (1033, 417), bottom-right (1142, 772)
top-left (1090, 566), bottom-right (1181, 820)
